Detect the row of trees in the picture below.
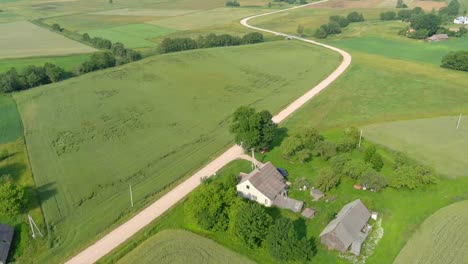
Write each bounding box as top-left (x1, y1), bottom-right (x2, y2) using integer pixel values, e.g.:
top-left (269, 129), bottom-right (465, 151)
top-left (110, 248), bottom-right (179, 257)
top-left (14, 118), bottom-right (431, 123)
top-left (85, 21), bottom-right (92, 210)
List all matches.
top-left (158, 32), bottom-right (264, 54)
top-left (225, 0), bottom-right (240, 6)
top-left (314, 12), bottom-right (365, 39)
top-left (0, 63), bottom-right (67, 93)
top-left (441, 50), bottom-right (468, 71)
top-left (185, 174), bottom-right (315, 262)
top-left (81, 33), bottom-right (142, 64)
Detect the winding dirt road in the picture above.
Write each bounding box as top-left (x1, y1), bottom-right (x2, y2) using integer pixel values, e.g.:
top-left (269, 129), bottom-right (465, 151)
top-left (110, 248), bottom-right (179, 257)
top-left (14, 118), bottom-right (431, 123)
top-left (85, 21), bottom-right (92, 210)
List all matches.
top-left (66, 2), bottom-right (351, 263)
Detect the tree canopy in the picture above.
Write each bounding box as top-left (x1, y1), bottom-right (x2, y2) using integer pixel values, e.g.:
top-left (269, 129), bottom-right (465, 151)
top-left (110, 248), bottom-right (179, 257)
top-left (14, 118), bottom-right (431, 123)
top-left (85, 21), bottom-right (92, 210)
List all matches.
top-left (441, 51), bottom-right (468, 71)
top-left (229, 106), bottom-right (277, 151)
top-left (232, 202), bottom-right (272, 248)
top-left (0, 178), bottom-right (25, 217)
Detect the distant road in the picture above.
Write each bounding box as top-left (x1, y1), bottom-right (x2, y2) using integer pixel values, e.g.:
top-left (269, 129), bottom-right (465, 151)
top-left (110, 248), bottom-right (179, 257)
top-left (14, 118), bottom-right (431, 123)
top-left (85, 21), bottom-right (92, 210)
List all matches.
top-left (66, 2), bottom-right (351, 263)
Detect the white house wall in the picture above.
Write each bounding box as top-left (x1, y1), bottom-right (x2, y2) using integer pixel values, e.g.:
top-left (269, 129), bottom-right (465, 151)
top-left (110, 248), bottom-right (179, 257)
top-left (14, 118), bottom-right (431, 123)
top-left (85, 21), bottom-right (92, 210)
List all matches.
top-left (236, 180), bottom-right (272, 206)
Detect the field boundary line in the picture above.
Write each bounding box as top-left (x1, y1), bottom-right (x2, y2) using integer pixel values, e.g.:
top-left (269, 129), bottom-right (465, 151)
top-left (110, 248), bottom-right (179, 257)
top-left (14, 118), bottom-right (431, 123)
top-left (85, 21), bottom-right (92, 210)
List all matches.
top-left (66, 2), bottom-right (351, 263)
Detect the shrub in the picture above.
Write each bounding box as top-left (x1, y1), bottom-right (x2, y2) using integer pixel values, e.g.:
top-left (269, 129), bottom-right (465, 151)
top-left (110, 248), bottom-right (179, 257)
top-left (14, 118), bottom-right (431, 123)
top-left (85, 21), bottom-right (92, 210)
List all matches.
top-left (329, 154), bottom-right (351, 175)
top-left (242, 32), bottom-right (264, 44)
top-left (315, 167), bottom-right (340, 192)
top-left (225, 0), bottom-right (240, 6)
top-left (359, 172), bottom-right (387, 191)
top-left (380, 11), bottom-right (397, 20)
top-left (347, 12), bottom-right (365, 22)
top-left (396, 0), bottom-right (408, 8)
top-left (407, 29), bottom-right (429, 39)
top-left (325, 21), bottom-right (342, 34)
top-left (51, 23), bottom-right (63, 32)
top-left (343, 159), bottom-right (374, 179)
top-left (441, 51), bottom-right (468, 72)
top-left (314, 27), bottom-right (328, 39)
top-left (0, 149), bottom-right (8, 161)
top-left (330, 15), bottom-right (349, 27)
top-left (398, 9), bottom-right (413, 20)
top-left (314, 141), bottom-right (337, 160)
top-left (82, 33), bottom-right (91, 42)
top-left (0, 180), bottom-right (25, 217)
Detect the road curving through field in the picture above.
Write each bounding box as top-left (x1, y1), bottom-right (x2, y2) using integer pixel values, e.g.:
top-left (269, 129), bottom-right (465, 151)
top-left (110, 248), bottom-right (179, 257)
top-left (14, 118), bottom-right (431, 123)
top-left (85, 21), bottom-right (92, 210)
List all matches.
top-left (66, 2), bottom-right (351, 263)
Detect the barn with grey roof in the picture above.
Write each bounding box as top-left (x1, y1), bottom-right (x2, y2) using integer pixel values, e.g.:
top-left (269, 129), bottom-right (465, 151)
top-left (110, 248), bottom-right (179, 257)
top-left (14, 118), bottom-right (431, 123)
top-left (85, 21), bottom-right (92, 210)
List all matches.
top-left (319, 199), bottom-right (372, 256)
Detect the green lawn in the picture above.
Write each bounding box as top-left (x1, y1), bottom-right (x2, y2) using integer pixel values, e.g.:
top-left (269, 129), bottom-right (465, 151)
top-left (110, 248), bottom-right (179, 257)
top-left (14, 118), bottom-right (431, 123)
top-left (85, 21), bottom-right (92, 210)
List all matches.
top-left (0, 139), bottom-right (47, 263)
top-left (12, 40), bottom-right (340, 263)
top-left (394, 200), bottom-right (468, 264)
top-left (0, 95), bottom-right (22, 144)
top-left (117, 229), bottom-right (255, 264)
top-left (80, 24), bottom-right (178, 48)
top-left (0, 54), bottom-right (90, 73)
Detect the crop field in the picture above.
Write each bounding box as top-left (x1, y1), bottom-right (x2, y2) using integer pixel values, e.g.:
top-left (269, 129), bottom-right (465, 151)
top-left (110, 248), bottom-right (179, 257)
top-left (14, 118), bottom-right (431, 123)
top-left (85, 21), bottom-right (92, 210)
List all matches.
top-left (363, 116), bottom-right (468, 178)
top-left (394, 200), bottom-right (468, 264)
top-left (80, 24), bottom-right (178, 48)
top-left (92, 8), bottom-right (198, 17)
top-left (117, 229), bottom-right (255, 264)
top-left (0, 21), bottom-right (95, 59)
top-left (13, 41), bottom-right (340, 262)
top-left (0, 54), bottom-right (90, 72)
top-left (147, 7), bottom-right (268, 30)
top-left (0, 95), bottom-right (23, 144)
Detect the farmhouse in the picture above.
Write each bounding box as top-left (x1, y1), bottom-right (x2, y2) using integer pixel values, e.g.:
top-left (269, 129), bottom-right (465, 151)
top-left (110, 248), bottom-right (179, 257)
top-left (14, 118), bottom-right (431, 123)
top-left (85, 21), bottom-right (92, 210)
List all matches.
top-left (426, 34), bottom-right (449, 42)
top-left (236, 162), bottom-right (304, 212)
top-left (0, 224), bottom-right (14, 264)
top-left (454, 16), bottom-right (468, 24)
top-left (319, 199), bottom-right (372, 256)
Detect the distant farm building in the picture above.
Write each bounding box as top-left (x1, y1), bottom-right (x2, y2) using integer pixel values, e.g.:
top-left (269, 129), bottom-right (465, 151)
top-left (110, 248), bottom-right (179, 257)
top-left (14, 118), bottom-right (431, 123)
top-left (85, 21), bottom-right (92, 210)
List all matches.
top-left (319, 199), bottom-right (372, 256)
top-left (426, 34), bottom-right (449, 42)
top-left (237, 162), bottom-right (304, 212)
top-left (310, 188), bottom-right (324, 201)
top-left (0, 224), bottom-right (14, 264)
top-left (454, 16), bottom-right (468, 24)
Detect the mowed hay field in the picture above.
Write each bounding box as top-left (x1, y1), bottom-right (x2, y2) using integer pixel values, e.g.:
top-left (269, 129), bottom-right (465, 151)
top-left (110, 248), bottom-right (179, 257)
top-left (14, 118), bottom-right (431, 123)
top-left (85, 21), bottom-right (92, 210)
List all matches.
top-left (13, 41), bottom-right (340, 262)
top-left (394, 200), bottom-right (468, 264)
top-left (0, 21), bottom-right (96, 59)
top-left (363, 116), bottom-right (468, 178)
top-left (117, 229), bottom-right (255, 264)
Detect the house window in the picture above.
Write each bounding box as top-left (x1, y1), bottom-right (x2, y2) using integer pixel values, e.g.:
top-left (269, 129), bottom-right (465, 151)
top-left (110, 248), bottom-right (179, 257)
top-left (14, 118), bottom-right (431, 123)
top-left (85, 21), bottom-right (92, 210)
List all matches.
top-left (252, 195), bottom-right (257, 201)
top-left (265, 199), bottom-right (269, 205)
top-left (246, 185), bottom-right (250, 189)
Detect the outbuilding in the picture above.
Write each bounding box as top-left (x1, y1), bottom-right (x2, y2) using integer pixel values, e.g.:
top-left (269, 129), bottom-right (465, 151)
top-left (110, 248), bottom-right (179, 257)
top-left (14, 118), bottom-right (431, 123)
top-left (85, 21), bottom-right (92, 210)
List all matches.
top-left (0, 224), bottom-right (14, 264)
top-left (310, 188), bottom-right (324, 201)
top-left (426, 34), bottom-right (449, 42)
top-left (302, 208), bottom-right (316, 219)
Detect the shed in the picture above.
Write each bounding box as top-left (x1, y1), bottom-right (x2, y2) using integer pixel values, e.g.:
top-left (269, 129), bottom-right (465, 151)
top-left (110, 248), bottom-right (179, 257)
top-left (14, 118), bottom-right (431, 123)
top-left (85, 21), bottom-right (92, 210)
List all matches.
top-left (426, 34), bottom-right (449, 42)
top-left (310, 188), bottom-right (324, 201)
top-left (0, 224), bottom-right (14, 264)
top-left (302, 208), bottom-right (316, 219)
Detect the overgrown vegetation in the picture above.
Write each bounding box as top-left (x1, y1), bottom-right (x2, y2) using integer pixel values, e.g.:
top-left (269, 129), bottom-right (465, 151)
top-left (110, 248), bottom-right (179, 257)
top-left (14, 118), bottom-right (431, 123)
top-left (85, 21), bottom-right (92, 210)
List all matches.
top-left (314, 12), bottom-right (364, 39)
top-left (158, 32), bottom-right (264, 54)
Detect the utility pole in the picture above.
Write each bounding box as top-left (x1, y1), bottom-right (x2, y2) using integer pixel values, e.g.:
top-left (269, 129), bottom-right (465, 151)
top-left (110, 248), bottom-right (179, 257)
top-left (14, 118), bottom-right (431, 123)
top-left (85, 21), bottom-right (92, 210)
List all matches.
top-left (28, 214), bottom-right (43, 239)
top-left (129, 184), bottom-right (134, 208)
top-left (358, 129), bottom-right (363, 148)
top-left (456, 113), bottom-right (462, 129)
top-left (251, 148), bottom-right (255, 169)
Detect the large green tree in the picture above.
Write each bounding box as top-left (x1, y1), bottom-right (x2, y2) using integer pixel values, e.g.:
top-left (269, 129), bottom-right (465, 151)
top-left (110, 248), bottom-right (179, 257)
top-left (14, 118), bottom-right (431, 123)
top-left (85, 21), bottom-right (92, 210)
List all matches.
top-left (411, 14), bottom-right (441, 35)
top-left (315, 167), bottom-right (340, 192)
top-left (0, 179), bottom-right (25, 217)
top-left (441, 51), bottom-right (468, 71)
top-left (232, 202), bottom-right (272, 248)
top-left (229, 106), bottom-right (277, 151)
top-left (266, 218), bottom-right (315, 262)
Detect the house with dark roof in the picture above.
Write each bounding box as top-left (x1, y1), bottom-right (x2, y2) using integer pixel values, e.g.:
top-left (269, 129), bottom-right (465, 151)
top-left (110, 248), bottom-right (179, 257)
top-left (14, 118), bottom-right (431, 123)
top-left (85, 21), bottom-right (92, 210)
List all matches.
top-left (319, 199), bottom-right (372, 256)
top-left (236, 162), bottom-right (303, 212)
top-left (0, 224), bottom-right (14, 264)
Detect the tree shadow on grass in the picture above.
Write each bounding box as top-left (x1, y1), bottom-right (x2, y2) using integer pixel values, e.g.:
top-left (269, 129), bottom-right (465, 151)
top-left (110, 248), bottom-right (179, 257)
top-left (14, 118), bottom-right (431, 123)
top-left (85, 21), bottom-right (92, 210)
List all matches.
top-left (294, 217), bottom-right (307, 240)
top-left (0, 163), bottom-right (26, 181)
top-left (271, 127), bottom-right (289, 149)
top-left (23, 182), bottom-right (57, 212)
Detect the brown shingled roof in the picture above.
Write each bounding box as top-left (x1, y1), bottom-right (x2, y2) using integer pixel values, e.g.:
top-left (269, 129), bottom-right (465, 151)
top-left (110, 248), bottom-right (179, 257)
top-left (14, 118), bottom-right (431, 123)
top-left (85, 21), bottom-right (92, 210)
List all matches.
top-left (239, 162), bottom-right (286, 200)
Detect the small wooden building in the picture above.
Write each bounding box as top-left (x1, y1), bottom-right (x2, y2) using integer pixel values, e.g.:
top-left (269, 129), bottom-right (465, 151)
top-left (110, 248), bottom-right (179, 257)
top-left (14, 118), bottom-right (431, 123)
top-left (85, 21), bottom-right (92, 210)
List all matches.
top-left (301, 208), bottom-right (316, 219)
top-left (0, 224), bottom-right (14, 264)
top-left (426, 34), bottom-right (449, 42)
top-left (310, 188), bottom-right (324, 201)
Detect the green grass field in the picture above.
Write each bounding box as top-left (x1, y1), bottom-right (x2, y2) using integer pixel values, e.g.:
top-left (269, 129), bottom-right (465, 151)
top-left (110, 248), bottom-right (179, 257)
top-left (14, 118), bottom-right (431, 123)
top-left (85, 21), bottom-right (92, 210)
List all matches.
top-left (80, 24), bottom-right (178, 48)
top-left (117, 229), bottom-right (255, 264)
top-left (0, 21), bottom-right (96, 59)
top-left (12, 41), bottom-right (340, 262)
top-left (394, 200), bottom-right (468, 264)
top-left (0, 54), bottom-right (90, 73)
top-left (0, 95), bottom-right (23, 144)
top-left (363, 116), bottom-right (468, 178)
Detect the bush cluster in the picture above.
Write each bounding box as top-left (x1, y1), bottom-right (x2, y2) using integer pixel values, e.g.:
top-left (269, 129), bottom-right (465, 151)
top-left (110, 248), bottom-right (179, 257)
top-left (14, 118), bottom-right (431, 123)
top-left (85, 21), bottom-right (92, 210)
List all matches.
top-left (441, 50), bottom-right (468, 72)
top-left (158, 32), bottom-right (264, 54)
top-left (314, 12), bottom-right (364, 39)
top-left (380, 11), bottom-right (397, 21)
top-left (225, 0), bottom-right (240, 6)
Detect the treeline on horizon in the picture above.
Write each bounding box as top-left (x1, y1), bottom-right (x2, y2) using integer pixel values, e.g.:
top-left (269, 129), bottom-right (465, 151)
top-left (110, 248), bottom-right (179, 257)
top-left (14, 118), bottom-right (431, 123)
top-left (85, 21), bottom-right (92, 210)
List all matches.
top-left (158, 32), bottom-right (264, 54)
